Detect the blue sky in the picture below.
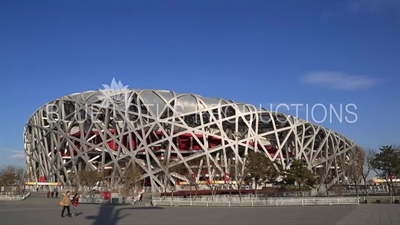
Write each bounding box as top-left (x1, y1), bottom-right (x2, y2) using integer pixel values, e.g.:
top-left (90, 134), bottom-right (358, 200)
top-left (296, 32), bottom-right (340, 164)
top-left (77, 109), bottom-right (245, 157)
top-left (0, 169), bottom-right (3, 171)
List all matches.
top-left (0, 0), bottom-right (399, 167)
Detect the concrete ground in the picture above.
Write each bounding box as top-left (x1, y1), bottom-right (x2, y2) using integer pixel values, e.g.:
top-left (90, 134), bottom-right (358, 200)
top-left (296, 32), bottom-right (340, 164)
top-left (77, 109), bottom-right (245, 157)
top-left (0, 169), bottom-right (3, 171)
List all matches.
top-left (0, 192), bottom-right (399, 225)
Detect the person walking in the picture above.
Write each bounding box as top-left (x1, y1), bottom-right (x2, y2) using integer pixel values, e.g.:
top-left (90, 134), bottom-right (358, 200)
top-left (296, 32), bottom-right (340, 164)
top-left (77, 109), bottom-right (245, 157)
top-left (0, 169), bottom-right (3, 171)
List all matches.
top-left (60, 191), bottom-right (72, 218)
top-left (139, 193), bottom-right (143, 203)
top-left (71, 193), bottom-right (79, 217)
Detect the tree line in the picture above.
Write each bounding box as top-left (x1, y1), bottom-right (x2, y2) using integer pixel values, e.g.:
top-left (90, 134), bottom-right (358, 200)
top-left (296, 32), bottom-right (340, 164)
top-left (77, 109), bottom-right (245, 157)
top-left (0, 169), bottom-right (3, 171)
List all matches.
top-left (70, 163), bottom-right (143, 200)
top-left (0, 165), bottom-right (26, 194)
top-left (161, 151), bottom-right (318, 200)
top-left (1, 145), bottom-right (399, 199)
top-left (161, 144), bottom-right (400, 199)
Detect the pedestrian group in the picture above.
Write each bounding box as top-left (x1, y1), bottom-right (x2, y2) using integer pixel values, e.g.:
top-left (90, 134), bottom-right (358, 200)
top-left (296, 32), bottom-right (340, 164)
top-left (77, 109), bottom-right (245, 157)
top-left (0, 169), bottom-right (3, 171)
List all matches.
top-left (59, 191), bottom-right (80, 218)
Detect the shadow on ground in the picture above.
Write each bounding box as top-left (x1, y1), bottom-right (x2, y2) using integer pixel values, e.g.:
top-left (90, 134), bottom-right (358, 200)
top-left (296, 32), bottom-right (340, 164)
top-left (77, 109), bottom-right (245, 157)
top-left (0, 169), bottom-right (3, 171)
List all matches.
top-left (86, 204), bottom-right (163, 225)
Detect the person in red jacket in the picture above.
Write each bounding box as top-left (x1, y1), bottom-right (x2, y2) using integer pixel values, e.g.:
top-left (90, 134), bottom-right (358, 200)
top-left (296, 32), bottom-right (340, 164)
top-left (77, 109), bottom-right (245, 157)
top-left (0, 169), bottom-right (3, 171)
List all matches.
top-left (71, 193), bottom-right (79, 217)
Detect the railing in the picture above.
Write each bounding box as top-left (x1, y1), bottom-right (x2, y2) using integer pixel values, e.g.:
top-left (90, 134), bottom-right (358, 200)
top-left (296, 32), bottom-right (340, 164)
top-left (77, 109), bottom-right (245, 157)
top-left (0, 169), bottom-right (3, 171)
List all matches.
top-left (360, 196), bottom-right (400, 204)
top-left (0, 192), bottom-right (31, 201)
top-left (21, 192), bottom-right (31, 200)
top-left (79, 198), bottom-right (111, 204)
top-left (79, 197), bottom-right (136, 204)
top-left (152, 197), bottom-right (360, 207)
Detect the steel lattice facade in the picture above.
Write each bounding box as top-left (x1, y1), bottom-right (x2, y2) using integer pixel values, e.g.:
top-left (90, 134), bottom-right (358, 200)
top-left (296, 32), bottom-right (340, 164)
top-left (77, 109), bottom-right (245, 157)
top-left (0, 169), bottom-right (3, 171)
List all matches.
top-left (24, 89), bottom-right (359, 193)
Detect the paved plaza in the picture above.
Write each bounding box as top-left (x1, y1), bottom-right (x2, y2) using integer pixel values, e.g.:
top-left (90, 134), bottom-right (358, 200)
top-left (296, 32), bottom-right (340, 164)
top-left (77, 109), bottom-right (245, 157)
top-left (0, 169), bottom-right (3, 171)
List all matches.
top-left (0, 193), bottom-right (399, 225)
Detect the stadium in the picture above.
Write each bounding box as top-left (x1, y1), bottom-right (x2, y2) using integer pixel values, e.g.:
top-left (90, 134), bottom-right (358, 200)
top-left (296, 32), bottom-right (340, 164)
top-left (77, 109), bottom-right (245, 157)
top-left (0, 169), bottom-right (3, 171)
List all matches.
top-left (23, 87), bottom-right (360, 193)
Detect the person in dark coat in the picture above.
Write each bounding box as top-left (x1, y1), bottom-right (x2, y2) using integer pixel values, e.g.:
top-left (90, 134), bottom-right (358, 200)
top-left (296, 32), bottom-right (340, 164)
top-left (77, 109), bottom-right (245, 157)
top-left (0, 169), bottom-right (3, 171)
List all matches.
top-left (139, 193), bottom-right (143, 203)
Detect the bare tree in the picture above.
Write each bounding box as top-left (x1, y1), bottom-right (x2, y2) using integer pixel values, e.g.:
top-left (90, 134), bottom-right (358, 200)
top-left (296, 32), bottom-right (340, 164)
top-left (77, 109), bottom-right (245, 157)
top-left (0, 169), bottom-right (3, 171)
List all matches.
top-left (160, 158), bottom-right (181, 199)
top-left (204, 163), bottom-right (219, 201)
top-left (315, 166), bottom-right (334, 197)
top-left (226, 161), bottom-right (236, 200)
top-left (361, 148), bottom-right (374, 196)
top-left (185, 157), bottom-right (204, 198)
top-left (167, 165), bottom-right (181, 199)
top-left (345, 149), bottom-right (364, 197)
top-left (229, 156), bottom-right (247, 201)
top-left (213, 152), bottom-right (250, 201)
top-left (78, 169), bottom-right (103, 200)
top-left (331, 185), bottom-right (345, 196)
top-left (70, 172), bottom-right (80, 193)
top-left (204, 179), bottom-right (218, 201)
top-left (120, 163), bottom-right (142, 201)
top-left (0, 166), bottom-right (25, 195)
top-left (159, 159), bottom-right (170, 199)
top-left (223, 148), bottom-right (266, 201)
